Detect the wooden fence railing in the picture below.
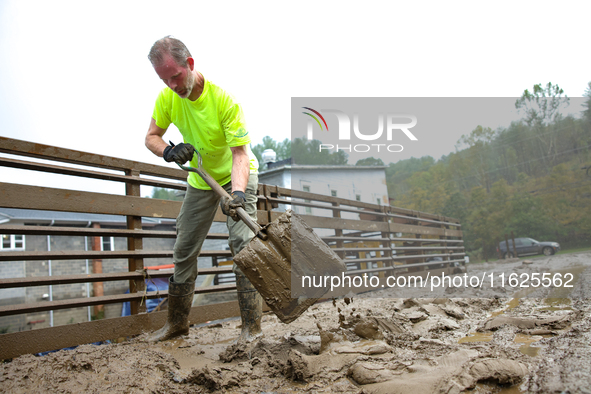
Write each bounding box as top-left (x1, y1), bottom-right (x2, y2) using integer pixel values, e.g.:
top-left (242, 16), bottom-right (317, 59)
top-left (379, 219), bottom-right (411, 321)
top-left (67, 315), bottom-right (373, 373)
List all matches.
top-left (0, 136), bottom-right (463, 359)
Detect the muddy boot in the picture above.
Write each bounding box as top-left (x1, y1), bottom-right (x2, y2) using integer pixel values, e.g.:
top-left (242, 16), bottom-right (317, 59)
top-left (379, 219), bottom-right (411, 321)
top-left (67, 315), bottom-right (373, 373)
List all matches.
top-left (147, 277), bottom-right (194, 342)
top-left (236, 273), bottom-right (263, 342)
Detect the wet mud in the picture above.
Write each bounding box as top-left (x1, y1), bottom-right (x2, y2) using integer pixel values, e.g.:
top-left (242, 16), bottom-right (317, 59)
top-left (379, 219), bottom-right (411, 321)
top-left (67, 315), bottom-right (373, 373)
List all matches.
top-left (1, 252), bottom-right (590, 393)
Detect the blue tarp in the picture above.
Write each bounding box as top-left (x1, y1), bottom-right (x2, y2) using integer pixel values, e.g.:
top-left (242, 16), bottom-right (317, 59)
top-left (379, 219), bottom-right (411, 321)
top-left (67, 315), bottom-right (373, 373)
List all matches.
top-left (36, 279), bottom-right (170, 356)
top-left (121, 278), bottom-right (169, 316)
top-left (37, 342), bottom-right (104, 356)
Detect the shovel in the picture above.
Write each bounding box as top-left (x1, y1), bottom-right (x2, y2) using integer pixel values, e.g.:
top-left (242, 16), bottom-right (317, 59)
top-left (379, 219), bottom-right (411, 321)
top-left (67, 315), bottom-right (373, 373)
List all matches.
top-left (176, 150), bottom-right (347, 323)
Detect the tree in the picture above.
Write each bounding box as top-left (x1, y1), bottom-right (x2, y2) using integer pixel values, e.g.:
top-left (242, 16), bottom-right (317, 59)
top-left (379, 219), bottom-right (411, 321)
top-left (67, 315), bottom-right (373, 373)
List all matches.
top-left (251, 136), bottom-right (291, 171)
top-left (506, 192), bottom-right (561, 243)
top-left (458, 126), bottom-right (496, 192)
top-left (515, 83), bottom-right (571, 172)
top-left (515, 82), bottom-right (570, 127)
top-left (291, 138), bottom-right (348, 165)
top-left (355, 157), bottom-right (385, 166)
top-left (583, 81), bottom-right (591, 125)
top-left (151, 188), bottom-right (184, 201)
top-left (252, 136), bottom-right (348, 167)
top-left (385, 156), bottom-right (434, 200)
top-left (466, 186), bottom-right (492, 259)
top-left (442, 192), bottom-right (468, 223)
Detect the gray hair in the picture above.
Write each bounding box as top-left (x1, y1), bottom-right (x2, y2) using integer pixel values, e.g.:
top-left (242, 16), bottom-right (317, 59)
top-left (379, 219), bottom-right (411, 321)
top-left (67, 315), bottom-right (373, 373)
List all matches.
top-left (148, 36), bottom-right (192, 67)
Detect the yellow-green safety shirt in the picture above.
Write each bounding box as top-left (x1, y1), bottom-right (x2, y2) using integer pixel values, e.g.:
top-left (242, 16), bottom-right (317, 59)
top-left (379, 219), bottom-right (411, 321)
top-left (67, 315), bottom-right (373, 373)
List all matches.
top-left (152, 76), bottom-right (258, 190)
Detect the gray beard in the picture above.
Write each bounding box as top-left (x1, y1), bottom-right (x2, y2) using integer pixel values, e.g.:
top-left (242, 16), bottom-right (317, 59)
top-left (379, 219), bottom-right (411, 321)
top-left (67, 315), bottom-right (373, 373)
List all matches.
top-left (177, 71), bottom-right (195, 99)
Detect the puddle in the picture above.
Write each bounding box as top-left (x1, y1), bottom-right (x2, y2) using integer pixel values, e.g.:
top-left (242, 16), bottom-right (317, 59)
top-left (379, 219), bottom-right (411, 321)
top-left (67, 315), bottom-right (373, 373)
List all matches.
top-left (462, 297), bottom-right (552, 356)
top-left (458, 332), bottom-right (493, 343)
top-left (538, 305), bottom-right (574, 312)
top-left (536, 266), bottom-right (581, 311)
top-left (491, 297), bottom-right (520, 317)
top-left (459, 332), bottom-right (546, 356)
top-left (540, 296), bottom-right (573, 312)
top-left (489, 267), bottom-right (579, 315)
top-left (543, 265), bottom-right (584, 302)
top-left (513, 333), bottom-right (546, 357)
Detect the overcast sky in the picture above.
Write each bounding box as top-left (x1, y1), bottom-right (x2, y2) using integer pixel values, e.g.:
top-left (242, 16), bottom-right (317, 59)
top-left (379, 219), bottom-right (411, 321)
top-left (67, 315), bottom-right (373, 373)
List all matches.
top-left (0, 0), bottom-right (589, 196)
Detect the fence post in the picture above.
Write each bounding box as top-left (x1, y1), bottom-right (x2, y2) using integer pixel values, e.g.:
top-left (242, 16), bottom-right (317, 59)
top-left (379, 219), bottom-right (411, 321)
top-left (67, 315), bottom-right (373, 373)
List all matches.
top-left (332, 201), bottom-right (345, 261)
top-left (125, 169), bottom-right (146, 315)
top-left (91, 223), bottom-right (104, 319)
top-left (380, 206), bottom-right (392, 278)
top-left (438, 214), bottom-right (450, 271)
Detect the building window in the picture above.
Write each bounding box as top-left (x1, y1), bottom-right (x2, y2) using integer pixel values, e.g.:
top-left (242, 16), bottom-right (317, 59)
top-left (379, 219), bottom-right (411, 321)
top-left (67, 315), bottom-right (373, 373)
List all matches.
top-left (376, 198), bottom-right (381, 205)
top-left (356, 194), bottom-right (361, 201)
top-left (302, 185), bottom-right (312, 214)
top-left (1, 234), bottom-right (25, 250)
top-left (331, 190), bottom-right (337, 197)
top-left (101, 236), bottom-right (115, 251)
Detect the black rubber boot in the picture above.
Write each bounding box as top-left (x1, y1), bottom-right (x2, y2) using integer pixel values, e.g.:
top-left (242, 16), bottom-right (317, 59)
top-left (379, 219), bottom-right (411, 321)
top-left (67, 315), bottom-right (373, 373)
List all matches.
top-left (147, 277), bottom-right (194, 342)
top-left (236, 273), bottom-right (263, 342)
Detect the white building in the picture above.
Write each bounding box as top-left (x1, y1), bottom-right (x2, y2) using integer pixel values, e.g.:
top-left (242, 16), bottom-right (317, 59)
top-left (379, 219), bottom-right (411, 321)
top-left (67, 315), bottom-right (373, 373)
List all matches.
top-left (258, 158), bottom-right (389, 219)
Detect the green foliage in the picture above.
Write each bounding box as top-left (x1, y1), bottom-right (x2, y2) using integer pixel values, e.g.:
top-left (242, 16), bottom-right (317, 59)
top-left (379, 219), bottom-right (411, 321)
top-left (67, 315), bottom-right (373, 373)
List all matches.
top-left (251, 136), bottom-right (349, 169)
top-left (389, 82), bottom-right (590, 256)
top-left (250, 85), bottom-right (591, 257)
top-left (251, 136), bottom-right (291, 171)
top-left (91, 310), bottom-right (105, 321)
top-left (151, 188), bottom-right (184, 201)
top-left (515, 82), bottom-right (570, 126)
top-left (291, 138), bottom-right (348, 165)
top-left (385, 156), bottom-right (435, 198)
top-left (583, 81), bottom-right (591, 124)
top-left (356, 157), bottom-right (385, 166)
top-left (504, 192), bottom-right (562, 242)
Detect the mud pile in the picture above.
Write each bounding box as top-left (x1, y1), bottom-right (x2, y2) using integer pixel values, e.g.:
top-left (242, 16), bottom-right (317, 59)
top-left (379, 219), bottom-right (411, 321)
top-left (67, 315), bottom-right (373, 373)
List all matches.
top-left (0, 297), bottom-right (543, 393)
top-left (1, 252), bottom-right (590, 393)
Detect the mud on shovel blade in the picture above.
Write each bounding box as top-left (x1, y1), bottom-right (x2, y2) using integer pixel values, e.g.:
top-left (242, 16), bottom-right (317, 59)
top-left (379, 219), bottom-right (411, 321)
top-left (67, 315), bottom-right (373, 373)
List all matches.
top-left (177, 154), bottom-right (346, 324)
top-left (234, 210), bottom-right (347, 324)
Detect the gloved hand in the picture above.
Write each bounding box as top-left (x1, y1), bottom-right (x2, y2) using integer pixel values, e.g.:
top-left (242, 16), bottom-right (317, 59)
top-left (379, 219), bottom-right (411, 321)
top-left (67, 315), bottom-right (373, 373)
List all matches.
top-left (220, 191), bottom-right (246, 221)
top-left (163, 142), bottom-right (195, 165)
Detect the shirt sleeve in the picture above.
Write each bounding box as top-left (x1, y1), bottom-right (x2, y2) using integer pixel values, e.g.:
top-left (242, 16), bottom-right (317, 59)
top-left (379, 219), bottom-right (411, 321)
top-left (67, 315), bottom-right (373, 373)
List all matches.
top-left (152, 89), bottom-right (172, 130)
top-left (221, 94), bottom-right (250, 147)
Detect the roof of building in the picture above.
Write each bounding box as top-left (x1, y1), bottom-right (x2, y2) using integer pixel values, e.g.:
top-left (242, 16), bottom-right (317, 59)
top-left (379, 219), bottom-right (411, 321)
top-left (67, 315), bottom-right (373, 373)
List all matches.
top-left (260, 164), bottom-right (387, 176)
top-left (0, 207), bottom-right (175, 226)
top-left (266, 158), bottom-right (291, 169)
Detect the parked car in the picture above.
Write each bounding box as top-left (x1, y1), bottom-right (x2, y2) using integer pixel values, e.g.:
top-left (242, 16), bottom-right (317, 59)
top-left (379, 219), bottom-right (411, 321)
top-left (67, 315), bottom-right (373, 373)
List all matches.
top-left (497, 237), bottom-right (560, 258)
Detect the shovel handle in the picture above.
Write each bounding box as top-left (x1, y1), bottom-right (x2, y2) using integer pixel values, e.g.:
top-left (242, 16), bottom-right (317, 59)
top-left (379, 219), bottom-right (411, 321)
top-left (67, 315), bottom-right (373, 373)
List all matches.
top-left (176, 152), bottom-right (267, 240)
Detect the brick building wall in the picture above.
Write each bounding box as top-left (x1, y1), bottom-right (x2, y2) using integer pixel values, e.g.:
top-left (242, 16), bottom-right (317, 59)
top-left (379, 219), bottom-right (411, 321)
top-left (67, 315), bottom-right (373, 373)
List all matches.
top-left (0, 207), bottom-right (242, 334)
top-left (0, 224), bottom-right (178, 334)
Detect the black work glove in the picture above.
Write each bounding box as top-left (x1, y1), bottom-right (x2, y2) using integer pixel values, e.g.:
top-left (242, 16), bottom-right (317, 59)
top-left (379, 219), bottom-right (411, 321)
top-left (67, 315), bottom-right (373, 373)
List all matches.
top-left (163, 142), bottom-right (195, 165)
top-left (220, 191), bottom-right (246, 221)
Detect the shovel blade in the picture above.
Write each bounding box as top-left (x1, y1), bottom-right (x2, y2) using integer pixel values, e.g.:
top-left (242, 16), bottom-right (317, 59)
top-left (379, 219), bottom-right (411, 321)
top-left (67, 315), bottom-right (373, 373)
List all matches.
top-left (233, 210), bottom-right (346, 324)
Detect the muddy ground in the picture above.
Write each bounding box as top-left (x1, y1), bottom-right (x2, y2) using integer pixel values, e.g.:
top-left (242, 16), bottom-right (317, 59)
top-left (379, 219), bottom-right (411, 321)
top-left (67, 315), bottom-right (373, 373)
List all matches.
top-left (1, 251), bottom-right (590, 393)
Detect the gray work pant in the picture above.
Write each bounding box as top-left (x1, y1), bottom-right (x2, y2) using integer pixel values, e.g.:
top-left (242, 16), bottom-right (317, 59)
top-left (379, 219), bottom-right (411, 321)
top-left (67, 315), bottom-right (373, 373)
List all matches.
top-left (172, 174), bottom-right (258, 283)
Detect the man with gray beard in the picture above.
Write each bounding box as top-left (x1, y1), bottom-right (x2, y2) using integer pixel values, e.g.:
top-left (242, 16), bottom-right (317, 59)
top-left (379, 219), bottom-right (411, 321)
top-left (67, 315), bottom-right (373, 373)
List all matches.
top-left (144, 36), bottom-right (262, 343)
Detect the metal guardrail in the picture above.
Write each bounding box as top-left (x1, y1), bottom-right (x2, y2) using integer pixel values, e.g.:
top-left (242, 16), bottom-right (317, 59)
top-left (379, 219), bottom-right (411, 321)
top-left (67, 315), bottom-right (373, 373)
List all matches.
top-left (0, 136), bottom-right (464, 358)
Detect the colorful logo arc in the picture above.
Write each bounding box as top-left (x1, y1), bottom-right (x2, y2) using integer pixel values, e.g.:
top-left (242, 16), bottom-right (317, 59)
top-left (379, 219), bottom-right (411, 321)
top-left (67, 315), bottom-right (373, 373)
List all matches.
top-left (302, 107), bottom-right (329, 131)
